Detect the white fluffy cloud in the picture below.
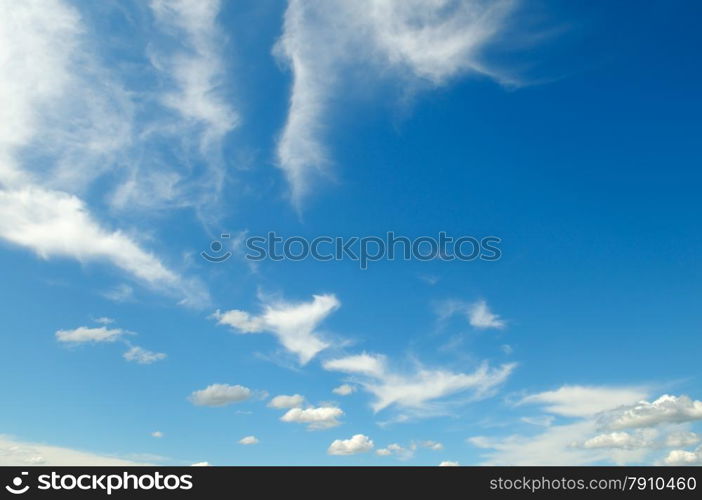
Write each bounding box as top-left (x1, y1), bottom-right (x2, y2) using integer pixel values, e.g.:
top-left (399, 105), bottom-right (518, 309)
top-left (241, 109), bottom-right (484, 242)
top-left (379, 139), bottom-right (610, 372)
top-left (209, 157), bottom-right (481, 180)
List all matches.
top-left (123, 346), bottom-right (167, 365)
top-left (214, 294), bottom-right (340, 364)
top-left (151, 431), bottom-right (164, 438)
top-left (328, 434), bottom-right (374, 455)
top-left (582, 432), bottom-right (650, 450)
top-left (238, 436), bottom-right (259, 445)
top-left (55, 326), bottom-right (126, 343)
top-left (274, 0), bottom-right (516, 203)
top-left (664, 446), bottom-right (702, 466)
top-left (581, 430), bottom-right (701, 452)
top-left (268, 394), bottom-right (305, 409)
top-left (280, 406), bottom-right (344, 430)
top-left (439, 460), bottom-right (460, 467)
top-left (324, 352), bottom-right (515, 413)
top-left (188, 384), bottom-right (252, 407)
top-left (598, 395), bottom-right (702, 430)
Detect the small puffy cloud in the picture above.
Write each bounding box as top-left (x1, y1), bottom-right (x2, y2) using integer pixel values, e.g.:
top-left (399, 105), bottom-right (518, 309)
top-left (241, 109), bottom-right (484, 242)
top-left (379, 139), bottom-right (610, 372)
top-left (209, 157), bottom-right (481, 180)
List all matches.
top-left (439, 461), bottom-right (460, 467)
top-left (188, 384), bottom-right (252, 407)
top-left (123, 346), bottom-right (167, 364)
top-left (324, 353), bottom-right (515, 413)
top-left (151, 431), bottom-right (164, 438)
top-left (420, 440), bottom-right (444, 451)
top-left (239, 436), bottom-right (259, 445)
top-left (328, 434), bottom-right (374, 456)
top-left (599, 395), bottom-right (702, 430)
top-left (214, 294), bottom-right (340, 364)
top-left (95, 317), bottom-right (115, 325)
top-left (519, 385), bottom-right (649, 418)
top-left (280, 406), bottom-right (343, 430)
top-left (376, 440), bottom-right (443, 459)
top-left (664, 446), bottom-right (702, 466)
top-left (103, 284), bottom-right (134, 303)
top-left (268, 394), bottom-right (305, 409)
top-left (436, 299), bottom-right (505, 330)
top-left (468, 300), bottom-right (506, 329)
top-left (191, 462), bottom-right (210, 467)
top-left (376, 443), bottom-right (413, 460)
top-left (333, 384), bottom-right (356, 396)
top-left (56, 326), bottom-right (126, 343)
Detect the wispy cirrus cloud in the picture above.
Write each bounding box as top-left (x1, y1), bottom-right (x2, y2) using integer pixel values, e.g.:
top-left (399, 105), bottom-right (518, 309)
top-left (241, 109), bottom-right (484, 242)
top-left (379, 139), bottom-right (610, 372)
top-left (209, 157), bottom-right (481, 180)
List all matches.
top-left (274, 0), bottom-right (518, 204)
top-left (0, 0), bottom-right (240, 306)
top-left (324, 352), bottom-right (515, 414)
top-left (0, 435), bottom-right (150, 466)
top-left (518, 385), bottom-right (649, 418)
top-left (112, 0), bottom-right (238, 213)
top-left (0, 187), bottom-right (209, 307)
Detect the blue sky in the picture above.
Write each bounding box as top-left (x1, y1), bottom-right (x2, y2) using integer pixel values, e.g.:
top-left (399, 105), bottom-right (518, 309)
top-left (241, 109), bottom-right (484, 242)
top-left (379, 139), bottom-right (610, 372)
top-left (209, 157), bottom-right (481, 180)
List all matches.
top-left (1, 0), bottom-right (701, 466)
